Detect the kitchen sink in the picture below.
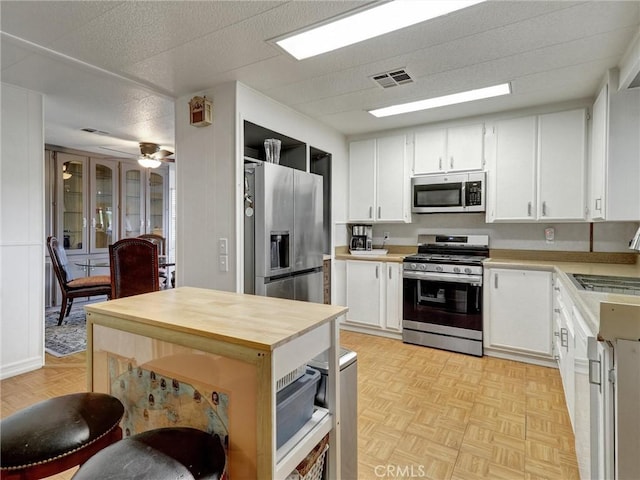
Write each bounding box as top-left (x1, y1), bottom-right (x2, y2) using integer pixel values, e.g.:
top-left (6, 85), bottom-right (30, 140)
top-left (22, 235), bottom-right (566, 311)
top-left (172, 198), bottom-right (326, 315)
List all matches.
top-left (568, 273), bottom-right (640, 296)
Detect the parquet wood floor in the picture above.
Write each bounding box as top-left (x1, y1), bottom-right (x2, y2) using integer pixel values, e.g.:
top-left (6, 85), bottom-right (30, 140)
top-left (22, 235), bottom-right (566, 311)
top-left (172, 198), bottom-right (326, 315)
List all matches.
top-left (339, 330), bottom-right (579, 480)
top-left (0, 332), bottom-right (579, 480)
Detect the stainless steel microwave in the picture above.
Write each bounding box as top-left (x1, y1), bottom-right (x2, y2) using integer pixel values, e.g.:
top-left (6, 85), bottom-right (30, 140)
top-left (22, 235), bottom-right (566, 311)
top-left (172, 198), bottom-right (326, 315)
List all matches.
top-left (411, 172), bottom-right (485, 213)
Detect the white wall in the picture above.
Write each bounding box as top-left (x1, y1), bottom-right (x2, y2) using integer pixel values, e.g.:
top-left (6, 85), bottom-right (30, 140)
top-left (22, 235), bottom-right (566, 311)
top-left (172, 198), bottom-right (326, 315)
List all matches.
top-left (1, 84), bottom-right (45, 379)
top-left (176, 82), bottom-right (237, 291)
top-left (176, 81), bottom-right (347, 292)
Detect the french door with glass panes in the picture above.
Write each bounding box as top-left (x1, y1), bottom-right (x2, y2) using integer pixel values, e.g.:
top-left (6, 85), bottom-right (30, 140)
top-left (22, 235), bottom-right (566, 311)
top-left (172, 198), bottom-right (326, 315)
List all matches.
top-left (121, 164), bottom-right (168, 239)
top-left (57, 153), bottom-right (119, 255)
top-left (57, 152), bottom-right (89, 254)
top-left (90, 159), bottom-right (118, 254)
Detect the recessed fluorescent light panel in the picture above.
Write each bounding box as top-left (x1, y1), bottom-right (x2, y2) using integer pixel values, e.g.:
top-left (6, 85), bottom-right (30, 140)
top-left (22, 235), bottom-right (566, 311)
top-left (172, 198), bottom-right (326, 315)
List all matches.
top-left (276, 0), bottom-right (485, 60)
top-left (369, 83), bottom-right (512, 117)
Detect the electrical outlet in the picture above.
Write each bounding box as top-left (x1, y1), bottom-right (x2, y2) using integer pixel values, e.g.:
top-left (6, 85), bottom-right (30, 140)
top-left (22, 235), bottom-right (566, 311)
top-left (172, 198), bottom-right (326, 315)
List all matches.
top-left (219, 255), bottom-right (228, 272)
top-left (383, 232), bottom-right (390, 240)
top-left (545, 227), bottom-right (555, 243)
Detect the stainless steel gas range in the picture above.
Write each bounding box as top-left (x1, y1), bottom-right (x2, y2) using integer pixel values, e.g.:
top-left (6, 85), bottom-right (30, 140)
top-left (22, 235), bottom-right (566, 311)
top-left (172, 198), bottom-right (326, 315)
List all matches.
top-left (402, 234), bottom-right (489, 356)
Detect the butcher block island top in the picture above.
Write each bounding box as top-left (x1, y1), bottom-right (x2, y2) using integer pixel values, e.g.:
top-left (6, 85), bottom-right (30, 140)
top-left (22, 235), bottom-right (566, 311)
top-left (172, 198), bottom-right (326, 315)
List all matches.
top-left (85, 286), bottom-right (348, 351)
top-left (84, 287), bottom-right (348, 480)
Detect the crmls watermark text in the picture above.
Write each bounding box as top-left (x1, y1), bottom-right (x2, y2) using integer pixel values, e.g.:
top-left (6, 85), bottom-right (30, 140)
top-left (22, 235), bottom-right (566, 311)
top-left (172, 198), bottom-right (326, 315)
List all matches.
top-left (374, 464), bottom-right (427, 478)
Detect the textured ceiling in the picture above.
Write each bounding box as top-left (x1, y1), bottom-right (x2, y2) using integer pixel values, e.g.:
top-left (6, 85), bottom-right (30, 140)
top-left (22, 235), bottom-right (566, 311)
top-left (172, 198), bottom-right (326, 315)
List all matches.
top-left (1, 1), bottom-right (639, 158)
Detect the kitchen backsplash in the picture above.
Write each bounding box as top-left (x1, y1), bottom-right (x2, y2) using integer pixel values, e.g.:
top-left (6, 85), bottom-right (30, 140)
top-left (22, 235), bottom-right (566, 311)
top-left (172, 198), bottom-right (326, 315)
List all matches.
top-left (336, 215), bottom-right (640, 253)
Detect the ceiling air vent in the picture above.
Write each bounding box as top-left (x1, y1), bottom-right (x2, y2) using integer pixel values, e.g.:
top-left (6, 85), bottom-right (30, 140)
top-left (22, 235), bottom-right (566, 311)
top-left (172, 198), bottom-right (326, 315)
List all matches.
top-left (371, 69), bottom-right (414, 89)
top-left (81, 128), bottom-right (111, 136)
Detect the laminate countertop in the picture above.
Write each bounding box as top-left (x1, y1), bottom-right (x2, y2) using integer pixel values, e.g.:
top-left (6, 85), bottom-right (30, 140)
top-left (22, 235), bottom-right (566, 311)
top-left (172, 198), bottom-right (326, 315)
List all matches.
top-left (334, 252), bottom-right (406, 263)
top-left (85, 286), bottom-right (348, 351)
top-left (484, 258), bottom-right (640, 340)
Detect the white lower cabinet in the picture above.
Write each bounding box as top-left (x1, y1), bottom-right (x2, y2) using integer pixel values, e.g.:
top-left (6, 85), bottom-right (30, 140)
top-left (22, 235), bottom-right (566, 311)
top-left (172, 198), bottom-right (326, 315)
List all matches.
top-left (573, 304), bottom-right (591, 480)
top-left (484, 268), bottom-right (553, 360)
top-left (553, 278), bottom-right (575, 427)
top-left (336, 259), bottom-right (402, 336)
top-left (384, 263), bottom-right (402, 332)
top-left (345, 261), bottom-right (384, 328)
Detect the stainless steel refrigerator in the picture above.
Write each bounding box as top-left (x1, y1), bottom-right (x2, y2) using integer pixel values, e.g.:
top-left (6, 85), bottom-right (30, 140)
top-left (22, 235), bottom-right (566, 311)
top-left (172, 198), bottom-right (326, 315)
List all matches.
top-left (244, 162), bottom-right (324, 303)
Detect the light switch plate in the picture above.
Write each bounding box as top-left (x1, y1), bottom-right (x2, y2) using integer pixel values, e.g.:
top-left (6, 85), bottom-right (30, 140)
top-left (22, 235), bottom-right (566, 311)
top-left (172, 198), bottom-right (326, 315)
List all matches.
top-left (219, 238), bottom-right (228, 254)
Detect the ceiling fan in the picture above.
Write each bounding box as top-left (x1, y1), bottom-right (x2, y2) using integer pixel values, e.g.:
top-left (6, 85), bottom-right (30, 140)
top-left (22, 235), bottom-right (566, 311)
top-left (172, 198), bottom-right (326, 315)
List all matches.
top-left (137, 142), bottom-right (174, 168)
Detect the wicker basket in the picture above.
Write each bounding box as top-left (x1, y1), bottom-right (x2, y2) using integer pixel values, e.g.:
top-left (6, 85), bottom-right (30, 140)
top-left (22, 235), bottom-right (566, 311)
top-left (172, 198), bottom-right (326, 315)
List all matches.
top-left (286, 435), bottom-right (329, 480)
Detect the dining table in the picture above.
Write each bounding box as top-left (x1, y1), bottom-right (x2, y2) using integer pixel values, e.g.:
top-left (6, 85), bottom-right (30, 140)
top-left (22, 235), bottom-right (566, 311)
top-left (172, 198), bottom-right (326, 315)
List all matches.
top-left (74, 257), bottom-right (176, 287)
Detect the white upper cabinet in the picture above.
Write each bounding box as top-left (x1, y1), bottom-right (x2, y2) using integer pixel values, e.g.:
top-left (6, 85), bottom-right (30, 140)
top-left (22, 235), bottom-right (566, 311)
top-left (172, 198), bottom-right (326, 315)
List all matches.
top-left (486, 108), bottom-right (587, 222)
top-left (537, 109), bottom-right (587, 221)
top-left (348, 139), bottom-right (376, 221)
top-left (348, 135), bottom-right (410, 223)
top-left (589, 69), bottom-right (640, 221)
top-left (486, 115), bottom-right (538, 221)
top-left (414, 123), bottom-right (484, 174)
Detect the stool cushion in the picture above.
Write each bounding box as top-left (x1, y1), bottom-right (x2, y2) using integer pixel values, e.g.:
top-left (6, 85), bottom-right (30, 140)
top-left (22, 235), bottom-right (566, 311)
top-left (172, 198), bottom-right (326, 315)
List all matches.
top-left (72, 427), bottom-right (226, 480)
top-left (1, 392), bottom-right (124, 470)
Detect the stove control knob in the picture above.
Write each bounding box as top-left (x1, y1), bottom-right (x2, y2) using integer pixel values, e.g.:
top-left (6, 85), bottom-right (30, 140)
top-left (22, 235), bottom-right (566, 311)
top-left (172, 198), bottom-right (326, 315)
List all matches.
top-left (409, 263), bottom-right (417, 270)
top-left (435, 266), bottom-right (443, 272)
top-left (419, 264), bottom-right (427, 271)
top-left (453, 267), bottom-right (460, 273)
top-left (464, 267), bottom-right (472, 274)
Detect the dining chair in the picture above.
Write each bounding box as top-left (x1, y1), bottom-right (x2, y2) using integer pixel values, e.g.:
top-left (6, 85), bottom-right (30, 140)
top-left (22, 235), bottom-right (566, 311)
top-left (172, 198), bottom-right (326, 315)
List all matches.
top-left (137, 234), bottom-right (169, 288)
top-left (109, 238), bottom-right (160, 299)
top-left (47, 236), bottom-right (112, 326)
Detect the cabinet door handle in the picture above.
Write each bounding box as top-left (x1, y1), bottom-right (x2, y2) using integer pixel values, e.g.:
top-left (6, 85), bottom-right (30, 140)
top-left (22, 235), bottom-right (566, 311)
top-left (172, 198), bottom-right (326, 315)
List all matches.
top-left (450, 156), bottom-right (454, 169)
top-left (554, 307), bottom-right (561, 313)
top-left (83, 217), bottom-right (87, 229)
top-left (378, 206), bottom-right (381, 218)
top-left (388, 266), bottom-right (392, 280)
top-left (439, 157), bottom-right (442, 170)
top-left (494, 273), bottom-right (498, 289)
top-left (91, 218), bottom-right (96, 229)
top-left (527, 202), bottom-right (532, 216)
top-left (595, 198), bottom-right (602, 212)
top-left (542, 201), bottom-right (547, 216)
top-left (375, 266), bottom-right (379, 279)
top-left (369, 206), bottom-right (373, 219)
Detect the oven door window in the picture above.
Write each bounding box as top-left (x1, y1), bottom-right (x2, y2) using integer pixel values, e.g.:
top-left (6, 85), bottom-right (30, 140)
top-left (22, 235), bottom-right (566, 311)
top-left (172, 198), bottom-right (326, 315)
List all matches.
top-left (403, 277), bottom-right (482, 331)
top-left (414, 183), bottom-right (462, 208)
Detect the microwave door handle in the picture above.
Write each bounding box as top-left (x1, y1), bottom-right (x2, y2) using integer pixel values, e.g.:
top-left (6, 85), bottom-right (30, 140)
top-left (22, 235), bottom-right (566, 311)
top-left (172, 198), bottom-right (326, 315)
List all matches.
top-left (461, 182), bottom-right (466, 208)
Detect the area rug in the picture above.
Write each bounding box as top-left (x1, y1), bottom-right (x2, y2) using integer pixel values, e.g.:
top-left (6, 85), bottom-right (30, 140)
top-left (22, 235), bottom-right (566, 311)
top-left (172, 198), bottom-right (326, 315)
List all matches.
top-left (45, 308), bottom-right (86, 357)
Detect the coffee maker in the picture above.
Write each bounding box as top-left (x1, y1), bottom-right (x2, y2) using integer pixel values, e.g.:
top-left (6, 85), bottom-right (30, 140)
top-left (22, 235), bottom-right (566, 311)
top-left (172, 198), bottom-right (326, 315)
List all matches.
top-left (350, 224), bottom-right (372, 251)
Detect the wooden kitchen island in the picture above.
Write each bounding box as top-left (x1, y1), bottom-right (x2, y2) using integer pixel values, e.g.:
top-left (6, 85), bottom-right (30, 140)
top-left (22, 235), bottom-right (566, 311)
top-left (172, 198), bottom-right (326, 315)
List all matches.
top-left (85, 287), bottom-right (348, 480)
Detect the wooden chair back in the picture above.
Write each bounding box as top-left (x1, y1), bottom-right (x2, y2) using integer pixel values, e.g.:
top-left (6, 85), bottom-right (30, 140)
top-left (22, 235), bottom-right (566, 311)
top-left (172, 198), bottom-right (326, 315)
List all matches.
top-left (109, 238), bottom-right (160, 299)
top-left (47, 236), bottom-right (74, 286)
top-left (137, 234), bottom-right (166, 256)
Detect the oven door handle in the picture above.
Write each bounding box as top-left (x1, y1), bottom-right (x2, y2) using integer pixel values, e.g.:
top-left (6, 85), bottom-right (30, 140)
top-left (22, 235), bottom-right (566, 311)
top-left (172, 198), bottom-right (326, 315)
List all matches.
top-left (403, 271), bottom-right (483, 285)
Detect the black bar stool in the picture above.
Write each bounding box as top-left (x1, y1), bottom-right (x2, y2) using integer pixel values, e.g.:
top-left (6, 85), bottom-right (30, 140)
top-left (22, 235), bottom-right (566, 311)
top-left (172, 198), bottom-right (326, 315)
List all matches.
top-left (71, 427), bottom-right (226, 480)
top-left (0, 393), bottom-right (124, 480)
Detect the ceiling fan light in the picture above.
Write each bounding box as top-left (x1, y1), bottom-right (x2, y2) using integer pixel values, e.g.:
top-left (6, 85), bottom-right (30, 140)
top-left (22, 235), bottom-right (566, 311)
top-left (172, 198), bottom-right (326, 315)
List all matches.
top-left (138, 156), bottom-right (161, 169)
